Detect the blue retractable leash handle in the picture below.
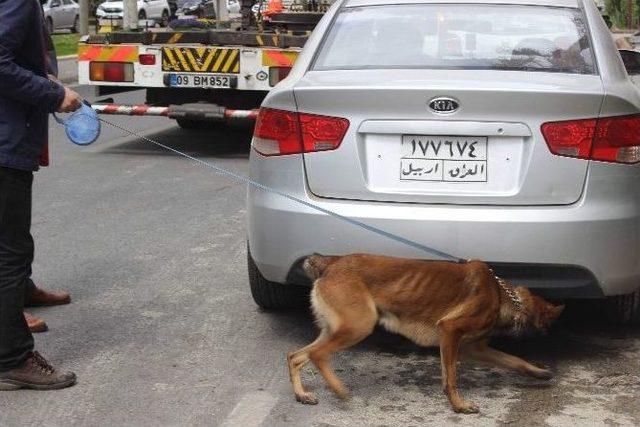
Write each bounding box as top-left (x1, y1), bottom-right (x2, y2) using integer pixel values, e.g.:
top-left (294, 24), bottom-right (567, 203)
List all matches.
top-left (53, 100), bottom-right (101, 146)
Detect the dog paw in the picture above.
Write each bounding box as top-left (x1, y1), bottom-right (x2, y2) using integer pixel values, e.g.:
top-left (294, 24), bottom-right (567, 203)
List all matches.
top-left (454, 401), bottom-right (480, 414)
top-left (531, 368), bottom-right (553, 380)
top-left (296, 392), bottom-right (319, 405)
top-left (335, 389), bottom-right (350, 401)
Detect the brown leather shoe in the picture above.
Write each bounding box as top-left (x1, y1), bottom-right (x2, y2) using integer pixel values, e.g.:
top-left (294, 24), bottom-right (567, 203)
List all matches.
top-left (24, 312), bottom-right (48, 333)
top-left (0, 351), bottom-right (76, 390)
top-left (25, 287), bottom-right (71, 307)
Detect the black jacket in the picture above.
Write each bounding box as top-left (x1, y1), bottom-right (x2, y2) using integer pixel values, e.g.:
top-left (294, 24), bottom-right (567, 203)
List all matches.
top-left (0, 0), bottom-right (65, 171)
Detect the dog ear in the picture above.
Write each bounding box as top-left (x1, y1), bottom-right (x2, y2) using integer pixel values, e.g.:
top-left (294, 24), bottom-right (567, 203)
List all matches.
top-left (540, 302), bottom-right (564, 327)
top-left (550, 304), bottom-right (565, 320)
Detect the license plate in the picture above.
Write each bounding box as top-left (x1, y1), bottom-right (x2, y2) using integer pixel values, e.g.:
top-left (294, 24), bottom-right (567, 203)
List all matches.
top-left (400, 135), bottom-right (488, 182)
top-left (168, 73), bottom-right (232, 89)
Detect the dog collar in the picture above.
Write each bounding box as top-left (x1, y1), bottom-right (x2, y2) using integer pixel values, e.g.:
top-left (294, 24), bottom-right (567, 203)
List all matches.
top-left (494, 275), bottom-right (524, 312)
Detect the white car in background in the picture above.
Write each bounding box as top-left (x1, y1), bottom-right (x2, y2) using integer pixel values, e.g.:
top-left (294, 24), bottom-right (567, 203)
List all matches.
top-left (176, 0), bottom-right (240, 18)
top-left (96, 0), bottom-right (171, 26)
top-left (41, 0), bottom-right (80, 34)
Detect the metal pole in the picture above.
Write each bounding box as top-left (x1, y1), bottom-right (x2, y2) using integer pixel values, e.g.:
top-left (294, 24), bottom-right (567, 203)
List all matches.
top-left (123, 0), bottom-right (138, 30)
top-left (78, 0), bottom-right (89, 35)
top-left (215, 0), bottom-right (230, 28)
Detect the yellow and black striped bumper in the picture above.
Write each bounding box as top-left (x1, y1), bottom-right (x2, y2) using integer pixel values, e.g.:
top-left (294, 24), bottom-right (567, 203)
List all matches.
top-left (162, 47), bottom-right (240, 74)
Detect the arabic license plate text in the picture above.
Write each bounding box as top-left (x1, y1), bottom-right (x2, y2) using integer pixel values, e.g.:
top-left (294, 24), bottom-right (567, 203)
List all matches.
top-left (168, 73), bottom-right (231, 88)
top-left (400, 135), bottom-right (488, 182)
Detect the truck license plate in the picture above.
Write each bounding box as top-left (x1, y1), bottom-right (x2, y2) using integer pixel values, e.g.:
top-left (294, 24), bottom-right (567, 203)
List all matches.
top-left (168, 73), bottom-right (232, 89)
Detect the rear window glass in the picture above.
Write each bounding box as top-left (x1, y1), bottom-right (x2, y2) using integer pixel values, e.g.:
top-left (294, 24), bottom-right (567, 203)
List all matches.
top-left (313, 5), bottom-right (596, 74)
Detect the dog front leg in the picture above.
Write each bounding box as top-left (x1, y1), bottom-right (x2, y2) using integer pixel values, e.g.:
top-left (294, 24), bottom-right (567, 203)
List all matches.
top-left (439, 328), bottom-right (479, 414)
top-left (463, 343), bottom-right (552, 380)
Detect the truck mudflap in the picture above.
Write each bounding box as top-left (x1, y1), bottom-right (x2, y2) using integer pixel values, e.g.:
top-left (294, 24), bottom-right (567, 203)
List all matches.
top-left (92, 103), bottom-right (259, 121)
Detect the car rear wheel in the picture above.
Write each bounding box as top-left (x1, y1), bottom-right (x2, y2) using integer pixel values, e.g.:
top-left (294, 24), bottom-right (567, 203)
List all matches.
top-left (247, 247), bottom-right (309, 310)
top-left (605, 288), bottom-right (640, 325)
top-left (138, 9), bottom-right (147, 20)
top-left (46, 17), bottom-right (54, 35)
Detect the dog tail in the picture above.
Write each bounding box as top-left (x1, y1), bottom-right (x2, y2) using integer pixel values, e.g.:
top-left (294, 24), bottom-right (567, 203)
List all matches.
top-left (303, 254), bottom-right (341, 280)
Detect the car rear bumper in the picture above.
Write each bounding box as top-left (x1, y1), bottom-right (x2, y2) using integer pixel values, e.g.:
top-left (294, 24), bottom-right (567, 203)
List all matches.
top-left (247, 154), bottom-right (640, 298)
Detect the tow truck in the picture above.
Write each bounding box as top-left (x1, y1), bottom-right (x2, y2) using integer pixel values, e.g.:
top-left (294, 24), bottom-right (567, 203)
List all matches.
top-left (78, 1), bottom-right (334, 128)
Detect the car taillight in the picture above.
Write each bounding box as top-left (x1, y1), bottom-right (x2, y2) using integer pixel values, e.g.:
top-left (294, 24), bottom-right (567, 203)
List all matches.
top-left (253, 109), bottom-right (301, 156)
top-left (593, 115), bottom-right (640, 163)
top-left (138, 54), bottom-right (156, 65)
top-left (541, 118), bottom-right (596, 159)
top-left (541, 115), bottom-right (640, 164)
top-left (268, 66), bottom-right (292, 87)
top-left (252, 108), bottom-right (349, 156)
top-left (89, 62), bottom-right (134, 82)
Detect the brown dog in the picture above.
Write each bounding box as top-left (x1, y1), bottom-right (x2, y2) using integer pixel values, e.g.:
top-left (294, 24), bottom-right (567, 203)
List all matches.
top-left (287, 254), bottom-right (564, 413)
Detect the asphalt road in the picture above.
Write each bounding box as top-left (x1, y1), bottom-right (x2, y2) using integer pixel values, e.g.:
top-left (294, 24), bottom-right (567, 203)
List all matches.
top-left (0, 89), bottom-right (639, 427)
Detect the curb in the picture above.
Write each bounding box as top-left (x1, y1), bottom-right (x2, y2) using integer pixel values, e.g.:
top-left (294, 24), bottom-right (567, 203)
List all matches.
top-left (58, 54), bottom-right (78, 61)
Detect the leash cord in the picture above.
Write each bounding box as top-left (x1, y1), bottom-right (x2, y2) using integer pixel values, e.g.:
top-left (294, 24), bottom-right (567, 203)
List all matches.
top-left (98, 117), bottom-right (465, 263)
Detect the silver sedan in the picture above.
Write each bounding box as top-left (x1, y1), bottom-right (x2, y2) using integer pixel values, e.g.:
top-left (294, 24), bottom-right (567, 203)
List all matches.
top-left (247, 0), bottom-right (640, 324)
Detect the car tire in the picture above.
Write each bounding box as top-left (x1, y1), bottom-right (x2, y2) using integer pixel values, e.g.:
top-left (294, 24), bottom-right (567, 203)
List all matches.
top-left (72, 16), bottom-right (79, 33)
top-left (605, 288), bottom-right (640, 325)
top-left (138, 9), bottom-right (147, 20)
top-left (247, 247), bottom-right (309, 310)
top-left (161, 9), bottom-right (170, 27)
top-left (46, 17), bottom-right (54, 35)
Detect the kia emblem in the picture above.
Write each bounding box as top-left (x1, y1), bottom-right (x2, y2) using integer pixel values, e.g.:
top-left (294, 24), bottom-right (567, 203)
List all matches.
top-left (428, 97), bottom-right (460, 114)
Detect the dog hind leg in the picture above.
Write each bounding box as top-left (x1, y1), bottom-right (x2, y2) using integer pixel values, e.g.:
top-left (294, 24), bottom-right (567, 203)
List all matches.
top-left (288, 331), bottom-right (327, 405)
top-left (302, 277), bottom-right (377, 402)
top-left (307, 323), bottom-right (372, 400)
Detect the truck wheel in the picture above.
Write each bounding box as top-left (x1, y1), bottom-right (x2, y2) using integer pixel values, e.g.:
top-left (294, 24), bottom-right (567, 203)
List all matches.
top-left (47, 17), bottom-right (54, 35)
top-left (605, 288), bottom-right (640, 325)
top-left (176, 119), bottom-right (221, 130)
top-left (247, 247), bottom-right (309, 310)
top-left (72, 16), bottom-right (79, 33)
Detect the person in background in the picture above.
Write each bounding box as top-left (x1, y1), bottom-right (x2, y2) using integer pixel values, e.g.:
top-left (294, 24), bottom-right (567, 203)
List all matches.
top-left (0, 0), bottom-right (82, 390)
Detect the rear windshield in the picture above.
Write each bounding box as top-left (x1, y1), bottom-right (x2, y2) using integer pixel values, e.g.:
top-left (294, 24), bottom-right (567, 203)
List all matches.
top-left (313, 4), bottom-right (596, 74)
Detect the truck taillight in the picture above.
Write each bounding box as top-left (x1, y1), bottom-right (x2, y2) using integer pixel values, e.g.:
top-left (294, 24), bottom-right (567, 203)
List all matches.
top-left (268, 67), bottom-right (292, 87)
top-left (541, 115), bottom-right (640, 164)
top-left (89, 62), bottom-right (134, 82)
top-left (252, 108), bottom-right (349, 156)
top-left (138, 54), bottom-right (156, 65)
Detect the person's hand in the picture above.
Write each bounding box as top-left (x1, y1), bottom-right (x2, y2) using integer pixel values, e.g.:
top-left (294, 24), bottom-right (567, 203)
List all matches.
top-left (57, 87), bottom-right (82, 113)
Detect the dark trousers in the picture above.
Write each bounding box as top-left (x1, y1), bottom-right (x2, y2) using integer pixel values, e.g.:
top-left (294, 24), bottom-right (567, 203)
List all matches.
top-left (0, 166), bottom-right (35, 372)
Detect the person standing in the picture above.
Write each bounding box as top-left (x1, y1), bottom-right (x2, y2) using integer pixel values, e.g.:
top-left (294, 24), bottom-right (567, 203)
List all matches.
top-left (18, 0), bottom-right (75, 335)
top-left (0, 0), bottom-right (82, 390)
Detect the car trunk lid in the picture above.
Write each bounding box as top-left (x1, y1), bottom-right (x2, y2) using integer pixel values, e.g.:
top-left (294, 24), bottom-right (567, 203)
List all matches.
top-left (295, 69), bottom-right (603, 206)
